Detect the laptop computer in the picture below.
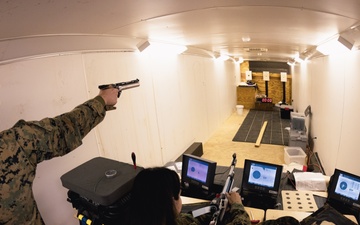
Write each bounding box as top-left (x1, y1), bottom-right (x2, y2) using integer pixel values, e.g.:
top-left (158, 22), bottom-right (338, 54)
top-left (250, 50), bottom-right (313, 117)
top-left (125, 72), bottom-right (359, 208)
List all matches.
top-left (327, 168), bottom-right (360, 218)
top-left (240, 159), bottom-right (283, 209)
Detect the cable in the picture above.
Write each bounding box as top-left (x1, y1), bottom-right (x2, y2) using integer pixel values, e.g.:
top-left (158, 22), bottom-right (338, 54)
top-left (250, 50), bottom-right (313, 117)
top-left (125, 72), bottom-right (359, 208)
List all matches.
top-left (215, 166), bottom-right (230, 176)
top-left (93, 176), bottom-right (106, 193)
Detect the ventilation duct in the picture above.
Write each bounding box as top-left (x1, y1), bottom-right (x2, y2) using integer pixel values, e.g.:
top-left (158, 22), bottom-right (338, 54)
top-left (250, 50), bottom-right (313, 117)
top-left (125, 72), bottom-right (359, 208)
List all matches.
top-left (249, 61), bottom-right (290, 74)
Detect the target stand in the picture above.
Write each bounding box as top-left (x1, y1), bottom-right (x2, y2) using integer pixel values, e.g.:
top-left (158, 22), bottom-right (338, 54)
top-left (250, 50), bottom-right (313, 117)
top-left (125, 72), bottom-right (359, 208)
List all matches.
top-left (281, 190), bottom-right (318, 212)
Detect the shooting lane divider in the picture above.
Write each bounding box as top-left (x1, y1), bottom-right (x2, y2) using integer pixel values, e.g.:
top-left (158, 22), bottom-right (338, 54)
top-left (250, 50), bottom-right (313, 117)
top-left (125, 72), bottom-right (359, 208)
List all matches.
top-left (255, 121), bottom-right (268, 147)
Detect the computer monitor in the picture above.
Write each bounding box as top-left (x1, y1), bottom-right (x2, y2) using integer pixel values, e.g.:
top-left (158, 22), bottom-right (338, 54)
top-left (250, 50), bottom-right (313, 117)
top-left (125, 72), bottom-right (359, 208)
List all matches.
top-left (241, 159), bottom-right (283, 195)
top-left (181, 154), bottom-right (217, 191)
top-left (327, 169), bottom-right (360, 213)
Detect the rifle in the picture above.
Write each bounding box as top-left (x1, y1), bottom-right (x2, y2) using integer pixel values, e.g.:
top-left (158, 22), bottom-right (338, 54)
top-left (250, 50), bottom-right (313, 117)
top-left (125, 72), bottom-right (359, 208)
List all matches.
top-left (209, 153), bottom-right (237, 225)
top-left (98, 78), bottom-right (140, 110)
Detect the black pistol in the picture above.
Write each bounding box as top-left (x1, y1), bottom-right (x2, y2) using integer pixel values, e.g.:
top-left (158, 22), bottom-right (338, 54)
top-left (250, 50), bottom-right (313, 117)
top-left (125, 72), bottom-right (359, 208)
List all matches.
top-left (98, 78), bottom-right (140, 110)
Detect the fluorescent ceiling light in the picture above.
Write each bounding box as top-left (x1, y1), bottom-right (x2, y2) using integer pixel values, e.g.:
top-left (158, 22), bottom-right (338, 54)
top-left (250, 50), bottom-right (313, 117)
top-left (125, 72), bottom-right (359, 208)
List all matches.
top-left (294, 56), bottom-right (303, 63)
top-left (216, 55), bottom-right (230, 61)
top-left (293, 52), bottom-right (307, 63)
top-left (137, 40), bottom-right (151, 52)
top-left (137, 41), bottom-right (187, 55)
top-left (287, 60), bottom-right (295, 66)
top-left (230, 57), bottom-right (244, 64)
top-left (316, 35), bottom-right (354, 55)
top-left (236, 57), bottom-right (244, 63)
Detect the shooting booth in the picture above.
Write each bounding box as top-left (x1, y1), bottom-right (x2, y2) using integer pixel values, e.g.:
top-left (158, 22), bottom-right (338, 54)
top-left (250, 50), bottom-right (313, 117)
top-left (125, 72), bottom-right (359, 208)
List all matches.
top-left (177, 154), bottom-right (360, 224)
top-left (60, 147), bottom-right (359, 224)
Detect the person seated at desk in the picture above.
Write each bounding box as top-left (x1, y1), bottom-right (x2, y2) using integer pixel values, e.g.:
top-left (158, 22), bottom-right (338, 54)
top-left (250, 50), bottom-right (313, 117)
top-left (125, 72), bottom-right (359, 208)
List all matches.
top-left (124, 167), bottom-right (300, 225)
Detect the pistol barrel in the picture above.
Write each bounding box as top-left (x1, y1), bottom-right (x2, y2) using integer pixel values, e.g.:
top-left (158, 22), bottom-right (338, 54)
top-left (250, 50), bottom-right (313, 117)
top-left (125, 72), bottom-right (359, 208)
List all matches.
top-left (98, 78), bottom-right (140, 90)
top-left (118, 82), bottom-right (140, 91)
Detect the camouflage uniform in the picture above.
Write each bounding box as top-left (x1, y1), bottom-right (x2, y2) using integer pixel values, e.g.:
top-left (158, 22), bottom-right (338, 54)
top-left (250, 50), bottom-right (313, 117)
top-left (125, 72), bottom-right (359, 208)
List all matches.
top-left (176, 203), bottom-right (252, 225)
top-left (0, 96), bottom-right (107, 225)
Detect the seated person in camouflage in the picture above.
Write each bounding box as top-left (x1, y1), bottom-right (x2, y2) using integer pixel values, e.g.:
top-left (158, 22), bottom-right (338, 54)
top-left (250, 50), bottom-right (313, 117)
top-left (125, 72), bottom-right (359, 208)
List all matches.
top-left (0, 87), bottom-right (119, 225)
top-left (125, 167), bottom-right (252, 225)
top-left (125, 167), bottom-right (300, 225)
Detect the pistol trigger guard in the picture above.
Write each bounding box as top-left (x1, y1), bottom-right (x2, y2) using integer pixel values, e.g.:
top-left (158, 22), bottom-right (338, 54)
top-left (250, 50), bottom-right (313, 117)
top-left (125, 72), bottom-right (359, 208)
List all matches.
top-left (117, 90), bottom-right (122, 98)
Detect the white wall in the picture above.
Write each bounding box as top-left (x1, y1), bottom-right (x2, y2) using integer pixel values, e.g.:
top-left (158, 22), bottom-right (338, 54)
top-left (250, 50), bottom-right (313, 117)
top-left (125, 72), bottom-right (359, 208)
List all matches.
top-left (0, 52), bottom-right (237, 225)
top-left (291, 50), bottom-right (360, 176)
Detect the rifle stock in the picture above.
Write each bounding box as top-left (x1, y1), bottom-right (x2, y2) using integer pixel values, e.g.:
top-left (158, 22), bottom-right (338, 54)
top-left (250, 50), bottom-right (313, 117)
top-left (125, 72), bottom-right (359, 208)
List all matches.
top-left (209, 153), bottom-right (237, 225)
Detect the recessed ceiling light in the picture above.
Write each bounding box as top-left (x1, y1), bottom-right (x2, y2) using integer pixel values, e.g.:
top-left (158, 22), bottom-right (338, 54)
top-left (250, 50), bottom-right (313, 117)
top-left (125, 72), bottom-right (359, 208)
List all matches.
top-left (350, 24), bottom-right (360, 30)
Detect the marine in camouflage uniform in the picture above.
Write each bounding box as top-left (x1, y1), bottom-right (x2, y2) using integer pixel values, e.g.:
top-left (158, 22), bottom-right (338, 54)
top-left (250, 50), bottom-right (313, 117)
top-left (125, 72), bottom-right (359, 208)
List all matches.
top-left (0, 96), bottom-right (108, 225)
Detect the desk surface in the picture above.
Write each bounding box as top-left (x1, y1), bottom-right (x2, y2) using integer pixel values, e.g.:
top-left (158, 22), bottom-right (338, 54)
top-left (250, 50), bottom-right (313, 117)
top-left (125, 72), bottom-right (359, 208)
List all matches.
top-left (245, 207), bottom-right (265, 222)
top-left (266, 209), bottom-right (311, 221)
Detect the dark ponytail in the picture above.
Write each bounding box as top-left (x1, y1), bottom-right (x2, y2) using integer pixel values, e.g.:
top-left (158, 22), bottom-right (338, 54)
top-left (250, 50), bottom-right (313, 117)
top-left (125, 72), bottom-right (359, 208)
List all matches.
top-left (127, 167), bottom-right (181, 225)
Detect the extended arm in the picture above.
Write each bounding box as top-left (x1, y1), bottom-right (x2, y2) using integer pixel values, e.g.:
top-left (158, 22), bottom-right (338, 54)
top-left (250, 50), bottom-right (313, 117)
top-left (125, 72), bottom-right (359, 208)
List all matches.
top-left (2, 88), bottom-right (119, 165)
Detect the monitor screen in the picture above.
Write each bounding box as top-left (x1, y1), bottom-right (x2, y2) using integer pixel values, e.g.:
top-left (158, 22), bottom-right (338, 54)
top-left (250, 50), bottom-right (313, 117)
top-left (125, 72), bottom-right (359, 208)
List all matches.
top-left (186, 157), bottom-right (209, 183)
top-left (328, 169), bottom-right (360, 209)
top-left (248, 162), bottom-right (277, 188)
top-left (181, 154), bottom-right (216, 191)
top-left (241, 159), bottom-right (283, 194)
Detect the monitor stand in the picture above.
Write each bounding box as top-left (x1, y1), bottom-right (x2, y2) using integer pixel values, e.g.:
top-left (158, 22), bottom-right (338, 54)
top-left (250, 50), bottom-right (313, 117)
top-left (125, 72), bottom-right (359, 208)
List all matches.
top-left (328, 200), bottom-right (360, 220)
top-left (181, 183), bottom-right (223, 200)
top-left (241, 192), bottom-right (279, 210)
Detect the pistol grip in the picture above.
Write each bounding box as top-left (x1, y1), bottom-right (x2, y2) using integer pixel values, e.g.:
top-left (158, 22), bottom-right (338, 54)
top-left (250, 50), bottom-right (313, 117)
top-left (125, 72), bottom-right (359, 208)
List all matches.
top-left (105, 105), bottom-right (117, 111)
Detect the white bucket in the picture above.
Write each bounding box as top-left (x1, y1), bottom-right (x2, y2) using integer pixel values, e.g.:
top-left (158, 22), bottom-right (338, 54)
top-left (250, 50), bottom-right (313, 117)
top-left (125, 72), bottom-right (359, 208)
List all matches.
top-left (284, 147), bottom-right (306, 165)
top-left (236, 105), bottom-right (244, 115)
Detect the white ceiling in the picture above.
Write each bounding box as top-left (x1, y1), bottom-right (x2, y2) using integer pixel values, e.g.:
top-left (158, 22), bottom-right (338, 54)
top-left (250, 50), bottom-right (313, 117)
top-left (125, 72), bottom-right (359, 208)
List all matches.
top-left (1, 0), bottom-right (360, 63)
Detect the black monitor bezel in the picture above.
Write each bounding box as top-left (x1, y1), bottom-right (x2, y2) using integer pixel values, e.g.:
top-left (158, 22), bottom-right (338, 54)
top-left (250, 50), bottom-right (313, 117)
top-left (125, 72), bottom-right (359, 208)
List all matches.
top-left (241, 159), bottom-right (283, 195)
top-left (328, 168), bottom-right (360, 209)
top-left (181, 154), bottom-right (217, 191)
